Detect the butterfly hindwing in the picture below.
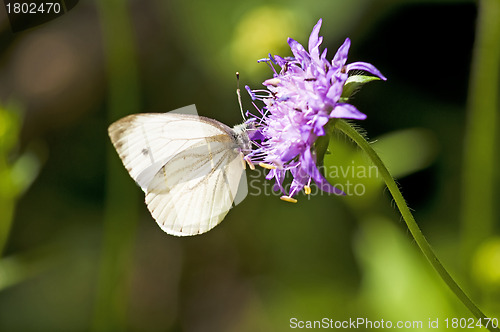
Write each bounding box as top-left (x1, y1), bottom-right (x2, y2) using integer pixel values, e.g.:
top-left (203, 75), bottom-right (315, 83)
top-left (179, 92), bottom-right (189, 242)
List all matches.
top-left (145, 140), bottom-right (245, 235)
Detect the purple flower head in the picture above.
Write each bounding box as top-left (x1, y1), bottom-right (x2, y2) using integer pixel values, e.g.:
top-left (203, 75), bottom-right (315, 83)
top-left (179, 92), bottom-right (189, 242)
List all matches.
top-left (245, 19), bottom-right (386, 201)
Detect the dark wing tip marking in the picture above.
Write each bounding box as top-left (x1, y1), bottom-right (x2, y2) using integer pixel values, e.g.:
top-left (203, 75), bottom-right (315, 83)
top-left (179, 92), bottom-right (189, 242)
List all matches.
top-left (114, 140), bottom-right (124, 150)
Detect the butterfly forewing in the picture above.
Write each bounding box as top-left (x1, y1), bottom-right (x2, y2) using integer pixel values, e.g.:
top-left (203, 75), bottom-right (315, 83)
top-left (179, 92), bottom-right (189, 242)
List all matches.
top-left (108, 113), bottom-right (229, 191)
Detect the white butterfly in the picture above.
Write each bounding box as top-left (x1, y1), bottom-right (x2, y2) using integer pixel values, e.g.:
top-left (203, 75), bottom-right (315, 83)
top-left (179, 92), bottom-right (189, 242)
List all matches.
top-left (108, 105), bottom-right (254, 236)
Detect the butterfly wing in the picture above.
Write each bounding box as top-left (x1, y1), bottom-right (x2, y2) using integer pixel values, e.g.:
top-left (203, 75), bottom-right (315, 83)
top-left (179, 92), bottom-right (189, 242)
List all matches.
top-left (109, 111), bottom-right (228, 190)
top-left (108, 111), bottom-right (246, 236)
top-left (145, 139), bottom-right (245, 235)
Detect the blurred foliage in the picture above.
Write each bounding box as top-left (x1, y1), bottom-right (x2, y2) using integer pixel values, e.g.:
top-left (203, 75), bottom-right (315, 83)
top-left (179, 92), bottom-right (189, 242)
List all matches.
top-left (0, 0), bottom-right (498, 331)
top-left (0, 104), bottom-right (41, 256)
top-left (92, 1), bottom-right (141, 331)
top-left (355, 216), bottom-right (458, 324)
top-left (460, 0), bottom-right (500, 274)
top-left (324, 127), bottom-right (439, 208)
top-left (472, 237), bottom-right (500, 313)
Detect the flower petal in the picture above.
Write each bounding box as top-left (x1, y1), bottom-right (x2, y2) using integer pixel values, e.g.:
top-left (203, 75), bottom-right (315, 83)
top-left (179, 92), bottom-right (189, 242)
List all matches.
top-left (330, 103), bottom-right (367, 120)
top-left (332, 38), bottom-right (350, 68)
top-left (287, 38), bottom-right (308, 63)
top-left (308, 19), bottom-right (323, 59)
top-left (289, 166), bottom-right (309, 197)
top-left (303, 149), bottom-right (345, 195)
top-left (326, 80), bottom-right (344, 102)
top-left (320, 47), bottom-right (328, 60)
top-left (312, 114), bottom-right (329, 136)
top-left (346, 61), bottom-right (387, 80)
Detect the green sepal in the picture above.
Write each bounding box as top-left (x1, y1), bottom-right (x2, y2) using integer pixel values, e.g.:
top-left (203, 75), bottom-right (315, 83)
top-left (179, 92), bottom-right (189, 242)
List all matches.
top-left (313, 118), bottom-right (337, 174)
top-left (340, 75), bottom-right (381, 102)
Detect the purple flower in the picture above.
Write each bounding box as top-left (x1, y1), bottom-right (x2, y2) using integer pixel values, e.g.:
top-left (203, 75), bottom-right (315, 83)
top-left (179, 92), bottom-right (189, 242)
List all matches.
top-left (246, 19), bottom-right (386, 201)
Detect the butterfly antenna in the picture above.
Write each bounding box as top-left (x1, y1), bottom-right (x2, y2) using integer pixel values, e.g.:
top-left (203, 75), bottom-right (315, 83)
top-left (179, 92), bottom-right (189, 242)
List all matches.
top-left (236, 72), bottom-right (246, 120)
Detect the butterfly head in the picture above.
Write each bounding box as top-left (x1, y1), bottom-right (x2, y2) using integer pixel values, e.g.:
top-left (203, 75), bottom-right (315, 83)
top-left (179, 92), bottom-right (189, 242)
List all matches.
top-left (232, 119), bottom-right (259, 155)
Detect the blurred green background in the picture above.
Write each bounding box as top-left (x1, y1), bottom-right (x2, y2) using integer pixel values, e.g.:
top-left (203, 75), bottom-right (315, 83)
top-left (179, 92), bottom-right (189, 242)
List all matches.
top-left (0, 0), bottom-right (499, 331)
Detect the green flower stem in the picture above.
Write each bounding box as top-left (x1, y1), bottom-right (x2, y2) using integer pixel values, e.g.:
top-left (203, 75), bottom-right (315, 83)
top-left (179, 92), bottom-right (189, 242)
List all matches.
top-left (335, 119), bottom-right (498, 331)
